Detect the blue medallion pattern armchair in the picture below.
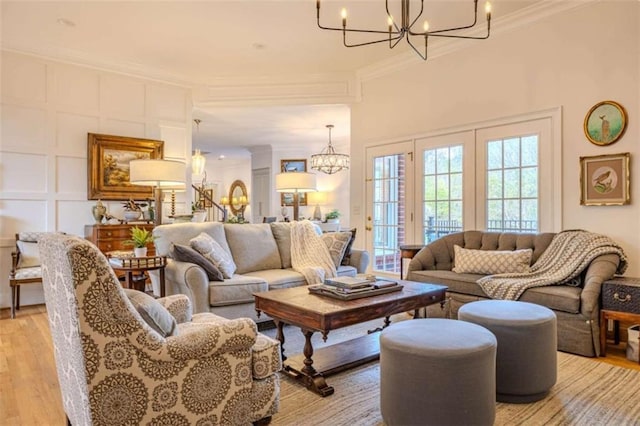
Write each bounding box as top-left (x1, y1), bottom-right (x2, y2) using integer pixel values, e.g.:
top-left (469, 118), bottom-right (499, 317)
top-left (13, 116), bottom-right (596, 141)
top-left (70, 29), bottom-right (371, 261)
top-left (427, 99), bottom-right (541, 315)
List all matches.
top-left (39, 233), bottom-right (281, 425)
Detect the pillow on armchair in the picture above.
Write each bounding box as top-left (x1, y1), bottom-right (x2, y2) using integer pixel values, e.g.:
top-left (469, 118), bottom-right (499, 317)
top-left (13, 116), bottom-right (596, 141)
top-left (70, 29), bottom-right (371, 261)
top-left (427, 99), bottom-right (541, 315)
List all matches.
top-left (123, 289), bottom-right (178, 337)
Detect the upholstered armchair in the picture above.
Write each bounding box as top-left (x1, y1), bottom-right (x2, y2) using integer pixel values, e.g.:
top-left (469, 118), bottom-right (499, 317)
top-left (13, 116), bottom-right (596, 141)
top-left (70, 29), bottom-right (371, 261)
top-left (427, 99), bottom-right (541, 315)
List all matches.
top-left (39, 234), bottom-right (281, 425)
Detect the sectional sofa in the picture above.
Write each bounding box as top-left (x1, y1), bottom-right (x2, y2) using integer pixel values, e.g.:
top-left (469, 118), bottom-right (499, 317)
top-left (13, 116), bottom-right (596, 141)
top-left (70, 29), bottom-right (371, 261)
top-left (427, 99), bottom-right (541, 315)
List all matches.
top-left (407, 230), bottom-right (625, 357)
top-left (152, 222), bottom-right (369, 323)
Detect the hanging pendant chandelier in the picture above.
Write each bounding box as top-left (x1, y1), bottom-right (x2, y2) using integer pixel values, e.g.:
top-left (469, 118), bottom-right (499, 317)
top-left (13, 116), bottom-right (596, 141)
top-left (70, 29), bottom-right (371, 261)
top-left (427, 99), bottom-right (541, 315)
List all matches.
top-left (311, 124), bottom-right (350, 175)
top-left (316, 0), bottom-right (492, 60)
top-left (192, 119), bottom-right (206, 175)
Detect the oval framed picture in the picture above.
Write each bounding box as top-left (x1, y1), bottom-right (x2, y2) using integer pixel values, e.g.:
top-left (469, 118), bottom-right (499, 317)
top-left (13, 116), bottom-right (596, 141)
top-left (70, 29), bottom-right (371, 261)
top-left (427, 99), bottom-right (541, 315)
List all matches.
top-left (583, 100), bottom-right (628, 146)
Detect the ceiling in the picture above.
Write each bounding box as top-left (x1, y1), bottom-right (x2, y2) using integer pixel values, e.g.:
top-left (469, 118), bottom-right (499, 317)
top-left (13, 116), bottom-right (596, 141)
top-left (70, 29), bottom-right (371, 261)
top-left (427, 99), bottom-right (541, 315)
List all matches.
top-left (2, 0), bottom-right (536, 160)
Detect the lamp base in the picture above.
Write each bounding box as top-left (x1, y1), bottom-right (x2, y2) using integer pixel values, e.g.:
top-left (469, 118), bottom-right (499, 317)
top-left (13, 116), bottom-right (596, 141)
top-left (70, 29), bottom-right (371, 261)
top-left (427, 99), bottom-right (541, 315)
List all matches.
top-left (313, 204), bottom-right (322, 221)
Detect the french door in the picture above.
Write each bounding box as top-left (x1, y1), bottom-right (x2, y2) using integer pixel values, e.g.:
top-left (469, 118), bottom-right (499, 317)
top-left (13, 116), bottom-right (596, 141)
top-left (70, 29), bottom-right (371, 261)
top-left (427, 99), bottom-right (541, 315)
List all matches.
top-left (365, 141), bottom-right (414, 276)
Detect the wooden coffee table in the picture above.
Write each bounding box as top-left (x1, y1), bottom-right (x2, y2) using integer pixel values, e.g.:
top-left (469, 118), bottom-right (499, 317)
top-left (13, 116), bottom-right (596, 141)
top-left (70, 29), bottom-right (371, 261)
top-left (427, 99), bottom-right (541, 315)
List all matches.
top-left (254, 280), bottom-right (447, 396)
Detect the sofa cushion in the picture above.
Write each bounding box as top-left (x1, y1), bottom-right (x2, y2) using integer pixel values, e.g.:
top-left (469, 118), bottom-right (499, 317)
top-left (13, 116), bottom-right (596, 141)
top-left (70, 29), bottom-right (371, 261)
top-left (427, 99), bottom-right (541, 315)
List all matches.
top-left (171, 243), bottom-right (224, 281)
top-left (410, 270), bottom-right (581, 314)
top-left (124, 289), bottom-right (178, 337)
top-left (336, 265), bottom-right (358, 276)
top-left (322, 231), bottom-right (352, 267)
top-left (209, 275), bottom-right (269, 306)
top-left (453, 245), bottom-right (532, 275)
top-left (270, 222), bottom-right (292, 269)
top-left (225, 224), bottom-right (282, 274)
top-left (244, 269), bottom-right (307, 290)
top-left (190, 232), bottom-right (237, 278)
top-left (17, 241), bottom-right (40, 268)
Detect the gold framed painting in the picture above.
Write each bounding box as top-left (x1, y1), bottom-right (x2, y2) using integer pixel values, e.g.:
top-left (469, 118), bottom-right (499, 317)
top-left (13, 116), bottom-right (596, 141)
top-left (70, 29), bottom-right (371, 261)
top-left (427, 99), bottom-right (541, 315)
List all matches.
top-left (280, 159), bottom-right (308, 206)
top-left (583, 100), bottom-right (628, 146)
top-left (87, 133), bottom-right (164, 200)
top-left (580, 152), bottom-right (630, 206)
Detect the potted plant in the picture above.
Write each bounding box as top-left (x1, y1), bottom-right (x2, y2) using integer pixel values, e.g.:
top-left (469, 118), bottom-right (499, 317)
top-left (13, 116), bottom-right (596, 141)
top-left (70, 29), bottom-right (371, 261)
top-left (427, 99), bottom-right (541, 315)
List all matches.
top-left (325, 209), bottom-right (341, 224)
top-left (124, 226), bottom-right (155, 257)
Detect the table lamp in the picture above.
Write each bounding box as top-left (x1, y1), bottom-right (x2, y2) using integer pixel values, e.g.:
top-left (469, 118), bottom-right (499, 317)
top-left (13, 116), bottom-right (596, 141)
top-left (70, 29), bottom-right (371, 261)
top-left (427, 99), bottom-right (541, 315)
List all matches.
top-left (129, 159), bottom-right (186, 226)
top-left (275, 172), bottom-right (317, 221)
top-left (306, 191), bottom-right (327, 221)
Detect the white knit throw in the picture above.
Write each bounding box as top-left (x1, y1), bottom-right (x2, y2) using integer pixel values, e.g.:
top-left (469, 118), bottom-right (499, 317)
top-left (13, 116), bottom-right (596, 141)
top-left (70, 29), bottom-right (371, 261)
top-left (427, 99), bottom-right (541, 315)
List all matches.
top-left (290, 220), bottom-right (337, 284)
top-left (477, 230), bottom-right (627, 300)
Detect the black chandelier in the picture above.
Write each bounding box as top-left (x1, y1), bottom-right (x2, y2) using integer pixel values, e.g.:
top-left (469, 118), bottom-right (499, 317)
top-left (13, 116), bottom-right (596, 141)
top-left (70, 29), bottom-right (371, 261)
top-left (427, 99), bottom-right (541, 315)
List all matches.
top-left (316, 0), bottom-right (492, 60)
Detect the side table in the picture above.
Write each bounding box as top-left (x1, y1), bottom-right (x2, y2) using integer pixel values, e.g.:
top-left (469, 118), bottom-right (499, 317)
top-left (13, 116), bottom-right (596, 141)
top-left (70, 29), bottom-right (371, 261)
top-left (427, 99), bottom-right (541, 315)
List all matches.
top-left (109, 256), bottom-right (167, 297)
top-left (399, 244), bottom-right (424, 280)
top-left (599, 276), bottom-right (640, 364)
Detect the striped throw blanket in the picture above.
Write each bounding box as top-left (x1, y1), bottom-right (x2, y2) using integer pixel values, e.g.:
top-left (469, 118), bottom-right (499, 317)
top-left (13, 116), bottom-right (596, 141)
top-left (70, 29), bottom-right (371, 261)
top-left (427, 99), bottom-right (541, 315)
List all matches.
top-left (477, 230), bottom-right (627, 300)
top-left (290, 220), bottom-right (336, 284)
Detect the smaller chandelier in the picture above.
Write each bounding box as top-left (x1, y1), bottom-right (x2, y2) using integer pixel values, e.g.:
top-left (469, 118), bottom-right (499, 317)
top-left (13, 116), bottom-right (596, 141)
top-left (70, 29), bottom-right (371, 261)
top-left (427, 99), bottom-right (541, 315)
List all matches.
top-left (192, 119), bottom-right (206, 175)
top-left (311, 124), bottom-right (350, 175)
top-left (316, 0), bottom-right (492, 60)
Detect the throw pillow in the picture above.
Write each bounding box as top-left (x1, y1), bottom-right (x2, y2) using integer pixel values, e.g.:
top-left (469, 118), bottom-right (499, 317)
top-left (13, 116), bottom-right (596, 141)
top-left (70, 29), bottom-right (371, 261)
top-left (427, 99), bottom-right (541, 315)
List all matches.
top-left (452, 245), bottom-right (533, 275)
top-left (190, 232), bottom-right (237, 278)
top-left (124, 289), bottom-right (178, 337)
top-left (17, 241), bottom-right (40, 268)
top-left (171, 244), bottom-right (224, 281)
top-left (321, 232), bottom-right (352, 268)
top-left (340, 228), bottom-right (358, 266)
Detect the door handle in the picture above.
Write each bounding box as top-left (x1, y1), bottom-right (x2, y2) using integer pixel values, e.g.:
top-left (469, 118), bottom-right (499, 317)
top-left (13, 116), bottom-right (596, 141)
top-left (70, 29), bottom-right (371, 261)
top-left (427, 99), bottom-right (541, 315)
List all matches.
top-left (366, 226), bottom-right (372, 231)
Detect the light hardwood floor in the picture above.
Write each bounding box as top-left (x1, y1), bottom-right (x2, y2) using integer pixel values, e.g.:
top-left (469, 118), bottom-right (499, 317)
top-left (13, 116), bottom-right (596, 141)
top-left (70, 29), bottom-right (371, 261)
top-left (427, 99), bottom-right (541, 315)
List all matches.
top-left (2, 304), bottom-right (639, 425)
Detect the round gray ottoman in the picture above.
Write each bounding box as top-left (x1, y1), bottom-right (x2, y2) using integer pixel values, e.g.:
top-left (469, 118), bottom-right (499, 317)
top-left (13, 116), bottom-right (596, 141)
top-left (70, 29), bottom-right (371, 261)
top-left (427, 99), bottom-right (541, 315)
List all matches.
top-left (458, 300), bottom-right (557, 403)
top-left (380, 319), bottom-right (497, 426)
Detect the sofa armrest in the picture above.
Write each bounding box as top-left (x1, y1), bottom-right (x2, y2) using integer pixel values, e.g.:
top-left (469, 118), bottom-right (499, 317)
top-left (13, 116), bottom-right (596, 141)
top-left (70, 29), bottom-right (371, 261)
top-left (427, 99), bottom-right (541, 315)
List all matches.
top-left (349, 249), bottom-right (370, 273)
top-left (165, 259), bottom-right (211, 314)
top-left (407, 247), bottom-right (437, 276)
top-left (581, 253), bottom-right (621, 317)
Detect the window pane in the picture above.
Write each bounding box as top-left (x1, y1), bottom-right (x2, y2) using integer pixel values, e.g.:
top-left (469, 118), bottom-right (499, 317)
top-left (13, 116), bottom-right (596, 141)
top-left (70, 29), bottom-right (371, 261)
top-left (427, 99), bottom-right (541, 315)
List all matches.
top-left (504, 138), bottom-right (520, 168)
top-left (436, 148), bottom-right (449, 173)
top-left (487, 200), bottom-right (503, 230)
top-left (487, 170), bottom-right (503, 199)
top-left (450, 145), bottom-right (463, 173)
top-left (504, 169), bottom-right (520, 198)
top-left (504, 199), bottom-right (521, 222)
top-left (451, 201), bottom-right (463, 224)
top-left (436, 175), bottom-right (449, 200)
top-left (522, 199), bottom-right (538, 230)
top-left (522, 136), bottom-right (538, 166)
top-left (450, 173), bottom-right (462, 199)
top-left (436, 201), bottom-right (450, 219)
top-left (521, 167), bottom-right (538, 198)
top-left (424, 150), bottom-right (436, 174)
top-left (424, 202), bottom-right (436, 220)
top-left (424, 175), bottom-right (436, 200)
top-left (487, 140), bottom-right (502, 169)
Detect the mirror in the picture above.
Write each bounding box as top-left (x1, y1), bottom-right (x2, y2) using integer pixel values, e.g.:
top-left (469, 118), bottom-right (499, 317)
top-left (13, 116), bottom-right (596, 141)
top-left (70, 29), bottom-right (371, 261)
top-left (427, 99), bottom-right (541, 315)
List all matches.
top-left (228, 180), bottom-right (248, 216)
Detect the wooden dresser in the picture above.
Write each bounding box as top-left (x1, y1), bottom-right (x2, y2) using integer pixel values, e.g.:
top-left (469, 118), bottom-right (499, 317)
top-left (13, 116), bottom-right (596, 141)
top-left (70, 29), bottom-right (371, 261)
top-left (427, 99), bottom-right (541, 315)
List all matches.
top-left (84, 224), bottom-right (155, 255)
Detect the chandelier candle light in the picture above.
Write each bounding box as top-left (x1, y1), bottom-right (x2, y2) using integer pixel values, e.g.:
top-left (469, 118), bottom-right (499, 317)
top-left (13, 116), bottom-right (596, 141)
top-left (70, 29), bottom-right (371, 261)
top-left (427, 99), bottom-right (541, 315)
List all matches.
top-left (311, 124), bottom-right (350, 175)
top-left (316, 0), bottom-right (491, 60)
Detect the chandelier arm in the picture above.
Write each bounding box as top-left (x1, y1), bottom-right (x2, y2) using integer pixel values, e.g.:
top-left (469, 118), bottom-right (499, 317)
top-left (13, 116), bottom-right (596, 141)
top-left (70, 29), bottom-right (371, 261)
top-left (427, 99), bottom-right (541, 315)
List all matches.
top-left (407, 0), bottom-right (425, 29)
top-left (343, 31), bottom-right (405, 48)
top-left (424, 0), bottom-right (480, 35)
top-left (406, 35), bottom-right (428, 61)
top-left (428, 22), bottom-right (489, 39)
top-left (385, 0), bottom-right (401, 32)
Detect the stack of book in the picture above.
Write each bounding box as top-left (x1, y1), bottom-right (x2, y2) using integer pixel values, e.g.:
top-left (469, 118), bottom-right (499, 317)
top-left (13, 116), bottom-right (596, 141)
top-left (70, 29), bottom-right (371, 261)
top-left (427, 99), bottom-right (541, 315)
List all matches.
top-left (309, 275), bottom-right (402, 300)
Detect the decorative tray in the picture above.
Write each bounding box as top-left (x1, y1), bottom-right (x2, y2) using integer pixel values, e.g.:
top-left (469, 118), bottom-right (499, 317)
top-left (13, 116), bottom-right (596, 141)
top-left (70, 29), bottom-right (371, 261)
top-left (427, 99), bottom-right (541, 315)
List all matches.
top-left (308, 283), bottom-right (403, 301)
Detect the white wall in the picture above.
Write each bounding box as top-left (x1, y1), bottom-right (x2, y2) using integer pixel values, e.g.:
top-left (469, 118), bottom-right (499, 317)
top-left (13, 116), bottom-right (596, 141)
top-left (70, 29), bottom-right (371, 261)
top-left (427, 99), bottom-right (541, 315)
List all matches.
top-left (0, 51), bottom-right (192, 309)
top-left (351, 2), bottom-right (640, 274)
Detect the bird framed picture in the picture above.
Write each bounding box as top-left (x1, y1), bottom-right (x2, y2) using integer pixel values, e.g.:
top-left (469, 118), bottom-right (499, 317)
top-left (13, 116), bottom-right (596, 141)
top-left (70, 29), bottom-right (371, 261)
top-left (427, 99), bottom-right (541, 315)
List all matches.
top-left (583, 100), bottom-right (628, 146)
top-left (580, 152), bottom-right (630, 206)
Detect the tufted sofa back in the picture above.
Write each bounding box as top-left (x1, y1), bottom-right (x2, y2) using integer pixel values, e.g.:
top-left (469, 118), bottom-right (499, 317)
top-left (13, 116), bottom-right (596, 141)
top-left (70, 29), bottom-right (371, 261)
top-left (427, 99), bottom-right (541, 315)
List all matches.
top-left (410, 231), bottom-right (556, 271)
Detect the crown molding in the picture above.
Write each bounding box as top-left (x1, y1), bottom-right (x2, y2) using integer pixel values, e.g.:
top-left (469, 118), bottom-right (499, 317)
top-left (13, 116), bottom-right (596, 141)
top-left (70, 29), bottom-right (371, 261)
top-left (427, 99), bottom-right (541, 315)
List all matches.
top-left (357, 0), bottom-right (598, 82)
top-left (1, 43), bottom-right (194, 88)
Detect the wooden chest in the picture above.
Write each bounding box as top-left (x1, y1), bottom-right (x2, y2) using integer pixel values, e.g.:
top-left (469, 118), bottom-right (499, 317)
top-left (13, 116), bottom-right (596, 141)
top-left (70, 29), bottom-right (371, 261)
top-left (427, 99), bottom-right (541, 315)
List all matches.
top-left (84, 224), bottom-right (155, 255)
top-left (602, 277), bottom-right (640, 314)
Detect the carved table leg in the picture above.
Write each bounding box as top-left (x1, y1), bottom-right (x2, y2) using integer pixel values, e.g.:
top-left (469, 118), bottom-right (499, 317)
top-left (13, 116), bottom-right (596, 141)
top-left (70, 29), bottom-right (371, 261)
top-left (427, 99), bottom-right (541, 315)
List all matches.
top-left (275, 320), bottom-right (286, 362)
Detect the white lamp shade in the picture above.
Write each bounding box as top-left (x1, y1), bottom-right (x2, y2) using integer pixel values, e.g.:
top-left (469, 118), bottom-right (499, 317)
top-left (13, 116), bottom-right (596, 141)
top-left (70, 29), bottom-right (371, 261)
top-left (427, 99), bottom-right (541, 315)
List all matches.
top-left (129, 159), bottom-right (186, 187)
top-left (275, 172), bottom-right (317, 193)
top-left (306, 191), bottom-right (328, 205)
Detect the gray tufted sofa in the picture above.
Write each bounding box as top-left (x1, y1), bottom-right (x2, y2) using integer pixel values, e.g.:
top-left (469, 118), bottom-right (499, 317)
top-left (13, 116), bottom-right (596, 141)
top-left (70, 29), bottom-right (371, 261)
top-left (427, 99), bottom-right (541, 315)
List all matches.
top-left (152, 221), bottom-right (369, 323)
top-left (406, 230), bottom-right (623, 357)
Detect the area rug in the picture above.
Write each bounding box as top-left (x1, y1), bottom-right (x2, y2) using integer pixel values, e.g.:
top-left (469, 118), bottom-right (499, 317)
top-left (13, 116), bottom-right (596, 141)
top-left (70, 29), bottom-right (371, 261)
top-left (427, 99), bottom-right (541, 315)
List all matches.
top-left (264, 320), bottom-right (640, 425)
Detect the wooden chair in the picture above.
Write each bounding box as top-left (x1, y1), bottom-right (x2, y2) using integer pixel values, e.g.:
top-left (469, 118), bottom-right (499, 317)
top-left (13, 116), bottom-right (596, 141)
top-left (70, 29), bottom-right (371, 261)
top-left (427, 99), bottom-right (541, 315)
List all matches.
top-left (8, 232), bottom-right (48, 318)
